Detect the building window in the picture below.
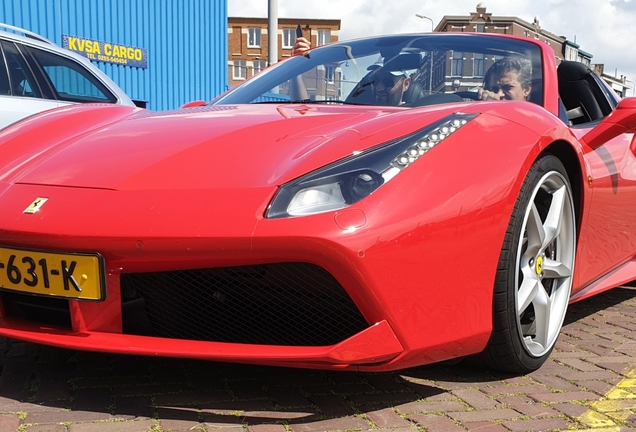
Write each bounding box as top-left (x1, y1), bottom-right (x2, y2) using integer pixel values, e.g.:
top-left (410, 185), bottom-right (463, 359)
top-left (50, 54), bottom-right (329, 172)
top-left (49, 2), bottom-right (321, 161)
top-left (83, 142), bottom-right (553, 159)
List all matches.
top-left (248, 28), bottom-right (261, 48)
top-left (317, 29), bottom-right (331, 46)
top-left (475, 24), bottom-right (485, 32)
top-left (233, 60), bottom-right (247, 80)
top-left (565, 45), bottom-right (578, 61)
top-left (253, 60), bottom-right (267, 75)
top-left (451, 51), bottom-right (463, 76)
top-left (282, 28), bottom-right (294, 49)
top-left (473, 53), bottom-right (484, 77)
top-left (325, 65), bottom-right (336, 83)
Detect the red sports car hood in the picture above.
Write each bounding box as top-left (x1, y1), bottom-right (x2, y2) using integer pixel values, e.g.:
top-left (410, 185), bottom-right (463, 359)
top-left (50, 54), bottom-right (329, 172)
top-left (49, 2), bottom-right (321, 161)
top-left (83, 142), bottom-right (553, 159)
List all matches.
top-left (0, 103), bottom-right (464, 191)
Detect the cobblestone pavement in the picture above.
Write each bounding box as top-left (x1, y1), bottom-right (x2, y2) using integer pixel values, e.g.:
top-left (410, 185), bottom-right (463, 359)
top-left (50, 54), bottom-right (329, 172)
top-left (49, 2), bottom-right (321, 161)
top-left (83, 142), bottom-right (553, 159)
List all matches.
top-left (1, 287), bottom-right (636, 432)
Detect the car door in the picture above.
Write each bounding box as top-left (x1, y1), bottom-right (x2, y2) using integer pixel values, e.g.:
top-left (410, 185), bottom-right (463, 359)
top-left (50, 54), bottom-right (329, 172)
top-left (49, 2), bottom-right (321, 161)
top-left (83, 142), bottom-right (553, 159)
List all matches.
top-left (0, 40), bottom-right (58, 129)
top-left (559, 63), bottom-right (636, 289)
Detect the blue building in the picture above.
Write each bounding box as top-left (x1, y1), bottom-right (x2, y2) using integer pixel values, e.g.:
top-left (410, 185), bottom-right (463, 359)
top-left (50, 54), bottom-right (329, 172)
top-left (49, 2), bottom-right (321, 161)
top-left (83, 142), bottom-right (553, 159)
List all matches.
top-left (0, 0), bottom-right (228, 110)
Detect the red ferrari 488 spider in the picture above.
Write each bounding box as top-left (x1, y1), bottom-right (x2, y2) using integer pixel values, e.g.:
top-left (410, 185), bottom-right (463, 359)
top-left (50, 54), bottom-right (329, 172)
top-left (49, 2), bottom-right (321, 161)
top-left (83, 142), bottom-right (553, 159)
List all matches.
top-left (0, 33), bottom-right (634, 373)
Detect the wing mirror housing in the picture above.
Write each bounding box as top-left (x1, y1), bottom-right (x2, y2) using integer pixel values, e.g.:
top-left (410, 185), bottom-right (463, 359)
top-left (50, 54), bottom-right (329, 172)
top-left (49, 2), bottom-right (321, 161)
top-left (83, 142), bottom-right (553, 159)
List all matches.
top-left (582, 97), bottom-right (636, 149)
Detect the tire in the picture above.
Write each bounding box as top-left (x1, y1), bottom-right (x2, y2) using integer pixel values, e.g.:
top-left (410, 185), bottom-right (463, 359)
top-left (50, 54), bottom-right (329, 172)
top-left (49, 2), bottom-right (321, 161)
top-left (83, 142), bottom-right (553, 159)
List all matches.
top-left (481, 154), bottom-right (576, 373)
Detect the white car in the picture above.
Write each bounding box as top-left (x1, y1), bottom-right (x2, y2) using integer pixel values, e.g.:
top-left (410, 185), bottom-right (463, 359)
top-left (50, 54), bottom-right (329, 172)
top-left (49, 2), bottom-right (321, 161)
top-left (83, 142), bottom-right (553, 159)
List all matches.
top-left (0, 23), bottom-right (134, 129)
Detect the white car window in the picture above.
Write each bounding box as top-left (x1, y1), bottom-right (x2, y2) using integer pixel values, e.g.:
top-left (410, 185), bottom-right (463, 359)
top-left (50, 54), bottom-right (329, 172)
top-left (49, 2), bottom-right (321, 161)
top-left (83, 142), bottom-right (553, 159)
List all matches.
top-left (0, 40), bottom-right (57, 129)
top-left (2, 40), bottom-right (41, 98)
top-left (0, 53), bottom-right (9, 95)
top-left (25, 46), bottom-right (116, 104)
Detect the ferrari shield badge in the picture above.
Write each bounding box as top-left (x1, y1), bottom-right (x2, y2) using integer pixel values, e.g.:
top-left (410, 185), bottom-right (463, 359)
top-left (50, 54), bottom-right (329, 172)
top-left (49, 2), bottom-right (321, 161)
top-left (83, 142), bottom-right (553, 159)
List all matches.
top-left (23, 197), bottom-right (49, 214)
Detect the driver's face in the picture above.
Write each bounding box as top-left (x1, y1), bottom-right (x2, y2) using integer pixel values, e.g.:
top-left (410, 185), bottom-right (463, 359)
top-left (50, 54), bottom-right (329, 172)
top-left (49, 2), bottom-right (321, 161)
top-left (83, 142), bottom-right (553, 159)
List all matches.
top-left (484, 70), bottom-right (530, 101)
top-left (372, 72), bottom-right (408, 106)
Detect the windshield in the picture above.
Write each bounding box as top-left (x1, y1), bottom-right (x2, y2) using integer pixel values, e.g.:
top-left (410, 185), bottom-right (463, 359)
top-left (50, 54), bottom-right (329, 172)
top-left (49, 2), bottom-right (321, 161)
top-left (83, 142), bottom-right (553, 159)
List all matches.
top-left (213, 34), bottom-right (543, 108)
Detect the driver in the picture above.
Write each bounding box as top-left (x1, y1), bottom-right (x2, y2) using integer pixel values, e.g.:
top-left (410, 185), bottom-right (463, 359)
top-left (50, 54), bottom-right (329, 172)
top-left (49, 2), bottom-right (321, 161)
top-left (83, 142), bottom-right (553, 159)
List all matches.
top-left (367, 65), bottom-right (411, 106)
top-left (478, 57), bottom-right (532, 101)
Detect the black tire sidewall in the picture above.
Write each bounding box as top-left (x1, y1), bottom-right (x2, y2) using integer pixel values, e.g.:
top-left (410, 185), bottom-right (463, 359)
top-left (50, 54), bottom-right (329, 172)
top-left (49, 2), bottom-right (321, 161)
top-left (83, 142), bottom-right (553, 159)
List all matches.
top-left (490, 154), bottom-right (574, 373)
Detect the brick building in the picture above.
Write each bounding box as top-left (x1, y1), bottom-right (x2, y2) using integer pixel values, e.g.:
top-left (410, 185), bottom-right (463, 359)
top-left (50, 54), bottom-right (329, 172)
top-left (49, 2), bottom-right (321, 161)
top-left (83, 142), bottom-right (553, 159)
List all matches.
top-left (435, 3), bottom-right (577, 61)
top-left (432, 3), bottom-right (631, 97)
top-left (227, 17), bottom-right (340, 88)
top-left (593, 64), bottom-right (633, 98)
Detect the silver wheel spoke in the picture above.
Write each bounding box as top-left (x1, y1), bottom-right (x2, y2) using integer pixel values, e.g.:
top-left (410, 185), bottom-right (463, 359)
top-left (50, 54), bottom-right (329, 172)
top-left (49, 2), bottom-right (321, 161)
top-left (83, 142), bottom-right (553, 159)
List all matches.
top-left (541, 186), bottom-right (565, 250)
top-left (530, 282), bottom-right (551, 349)
top-left (517, 273), bottom-right (539, 315)
top-left (542, 257), bottom-right (572, 279)
top-left (525, 203), bottom-right (545, 257)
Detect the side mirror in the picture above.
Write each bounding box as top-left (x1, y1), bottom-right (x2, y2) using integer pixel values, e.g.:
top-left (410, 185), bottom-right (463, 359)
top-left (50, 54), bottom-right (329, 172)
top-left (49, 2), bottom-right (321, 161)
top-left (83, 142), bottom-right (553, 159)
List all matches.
top-left (582, 97), bottom-right (636, 149)
top-left (180, 100), bottom-right (207, 109)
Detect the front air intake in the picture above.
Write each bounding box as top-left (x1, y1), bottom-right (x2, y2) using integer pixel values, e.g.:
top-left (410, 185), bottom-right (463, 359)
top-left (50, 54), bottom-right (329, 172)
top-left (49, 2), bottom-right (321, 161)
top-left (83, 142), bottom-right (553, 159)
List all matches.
top-left (121, 263), bottom-right (369, 346)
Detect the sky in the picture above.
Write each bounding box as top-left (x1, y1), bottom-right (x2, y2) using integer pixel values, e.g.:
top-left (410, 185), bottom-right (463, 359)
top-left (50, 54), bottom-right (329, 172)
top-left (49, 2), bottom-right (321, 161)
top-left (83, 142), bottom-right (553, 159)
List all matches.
top-left (228, 0), bottom-right (636, 95)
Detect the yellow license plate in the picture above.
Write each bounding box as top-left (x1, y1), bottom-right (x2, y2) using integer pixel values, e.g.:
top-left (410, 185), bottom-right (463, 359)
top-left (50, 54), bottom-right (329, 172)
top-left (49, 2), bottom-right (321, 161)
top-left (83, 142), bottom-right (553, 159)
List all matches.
top-left (0, 246), bottom-right (104, 301)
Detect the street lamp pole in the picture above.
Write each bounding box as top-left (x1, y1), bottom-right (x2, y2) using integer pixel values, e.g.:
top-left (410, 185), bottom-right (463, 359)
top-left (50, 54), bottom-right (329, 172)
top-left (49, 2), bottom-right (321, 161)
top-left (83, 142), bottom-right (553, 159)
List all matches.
top-left (268, 0), bottom-right (278, 65)
top-left (415, 14), bottom-right (434, 94)
top-left (415, 13), bottom-right (434, 31)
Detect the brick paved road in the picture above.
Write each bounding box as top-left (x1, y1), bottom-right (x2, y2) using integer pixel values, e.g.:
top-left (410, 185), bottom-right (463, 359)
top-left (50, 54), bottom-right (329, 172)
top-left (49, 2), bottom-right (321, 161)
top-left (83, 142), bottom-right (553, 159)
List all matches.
top-left (1, 287), bottom-right (636, 431)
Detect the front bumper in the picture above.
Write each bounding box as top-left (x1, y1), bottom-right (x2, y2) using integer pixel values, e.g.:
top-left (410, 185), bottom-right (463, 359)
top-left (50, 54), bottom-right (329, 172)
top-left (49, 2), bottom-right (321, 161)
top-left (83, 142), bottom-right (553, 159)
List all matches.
top-left (0, 316), bottom-right (403, 370)
top-left (0, 167), bottom-right (501, 371)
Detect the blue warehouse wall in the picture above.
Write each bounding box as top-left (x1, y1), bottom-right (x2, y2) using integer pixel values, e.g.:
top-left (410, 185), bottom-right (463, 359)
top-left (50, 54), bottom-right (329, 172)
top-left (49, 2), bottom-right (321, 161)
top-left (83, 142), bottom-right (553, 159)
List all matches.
top-left (0, 0), bottom-right (228, 111)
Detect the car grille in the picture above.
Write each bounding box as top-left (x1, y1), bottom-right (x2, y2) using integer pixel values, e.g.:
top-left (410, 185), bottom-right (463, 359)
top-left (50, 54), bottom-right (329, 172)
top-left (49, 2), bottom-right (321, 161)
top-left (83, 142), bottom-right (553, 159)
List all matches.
top-left (120, 263), bottom-right (369, 346)
top-left (1, 291), bottom-right (71, 328)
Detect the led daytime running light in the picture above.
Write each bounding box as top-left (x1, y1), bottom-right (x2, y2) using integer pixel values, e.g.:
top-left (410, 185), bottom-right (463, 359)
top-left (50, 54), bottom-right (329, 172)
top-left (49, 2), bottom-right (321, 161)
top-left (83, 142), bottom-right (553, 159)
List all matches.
top-left (390, 116), bottom-right (471, 170)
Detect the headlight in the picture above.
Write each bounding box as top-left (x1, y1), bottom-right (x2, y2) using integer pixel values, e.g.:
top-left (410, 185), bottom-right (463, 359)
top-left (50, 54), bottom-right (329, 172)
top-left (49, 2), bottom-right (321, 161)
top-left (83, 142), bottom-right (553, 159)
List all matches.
top-left (266, 113), bottom-right (477, 218)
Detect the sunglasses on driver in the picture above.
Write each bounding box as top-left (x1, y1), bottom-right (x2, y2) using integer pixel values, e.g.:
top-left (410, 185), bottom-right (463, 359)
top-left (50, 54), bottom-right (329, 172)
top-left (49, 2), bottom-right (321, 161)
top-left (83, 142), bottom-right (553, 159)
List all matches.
top-left (372, 74), bottom-right (404, 88)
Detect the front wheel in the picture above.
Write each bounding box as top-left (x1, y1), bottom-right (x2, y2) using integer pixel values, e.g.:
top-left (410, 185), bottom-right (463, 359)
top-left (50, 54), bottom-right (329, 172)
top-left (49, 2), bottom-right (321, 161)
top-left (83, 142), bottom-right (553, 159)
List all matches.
top-left (482, 155), bottom-right (576, 373)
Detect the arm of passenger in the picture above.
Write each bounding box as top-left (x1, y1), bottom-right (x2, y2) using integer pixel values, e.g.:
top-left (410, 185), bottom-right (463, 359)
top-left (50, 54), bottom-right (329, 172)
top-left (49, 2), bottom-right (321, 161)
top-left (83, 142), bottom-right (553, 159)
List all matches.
top-left (290, 37), bottom-right (310, 101)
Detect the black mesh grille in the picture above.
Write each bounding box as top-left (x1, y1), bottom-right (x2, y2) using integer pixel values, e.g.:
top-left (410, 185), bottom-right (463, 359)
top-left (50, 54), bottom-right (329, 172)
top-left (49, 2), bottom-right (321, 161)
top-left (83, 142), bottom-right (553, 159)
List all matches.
top-left (1, 291), bottom-right (71, 328)
top-left (120, 263), bottom-right (369, 346)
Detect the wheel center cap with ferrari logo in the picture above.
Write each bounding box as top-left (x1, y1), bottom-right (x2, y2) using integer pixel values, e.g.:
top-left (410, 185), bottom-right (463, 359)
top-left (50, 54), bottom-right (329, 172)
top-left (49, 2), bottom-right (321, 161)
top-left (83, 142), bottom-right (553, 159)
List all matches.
top-left (535, 255), bottom-right (544, 275)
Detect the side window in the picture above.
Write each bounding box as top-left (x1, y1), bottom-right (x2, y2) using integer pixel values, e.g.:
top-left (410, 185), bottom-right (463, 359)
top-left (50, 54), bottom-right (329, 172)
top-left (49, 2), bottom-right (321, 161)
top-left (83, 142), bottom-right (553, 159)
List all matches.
top-left (233, 60), bottom-right (247, 80)
top-left (558, 98), bottom-right (570, 125)
top-left (451, 51), bottom-right (463, 76)
top-left (0, 45), bottom-right (10, 95)
top-left (317, 29), bottom-right (331, 46)
top-left (2, 41), bottom-right (42, 98)
top-left (282, 29), bottom-right (294, 49)
top-left (591, 73), bottom-right (619, 109)
top-left (325, 65), bottom-right (335, 83)
top-left (473, 53), bottom-right (484, 77)
top-left (248, 28), bottom-right (261, 48)
top-left (252, 60), bottom-right (266, 76)
top-left (25, 46), bottom-right (116, 103)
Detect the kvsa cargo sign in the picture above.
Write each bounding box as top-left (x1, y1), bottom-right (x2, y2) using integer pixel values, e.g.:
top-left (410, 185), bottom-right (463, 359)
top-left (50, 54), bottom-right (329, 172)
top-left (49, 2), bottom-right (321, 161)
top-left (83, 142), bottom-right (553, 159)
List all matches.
top-left (62, 35), bottom-right (148, 69)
